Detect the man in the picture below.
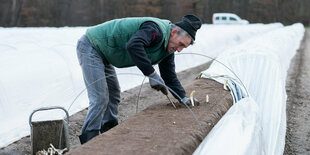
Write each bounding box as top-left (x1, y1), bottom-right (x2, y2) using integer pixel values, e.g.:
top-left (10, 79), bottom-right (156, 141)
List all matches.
top-left (76, 14), bottom-right (202, 144)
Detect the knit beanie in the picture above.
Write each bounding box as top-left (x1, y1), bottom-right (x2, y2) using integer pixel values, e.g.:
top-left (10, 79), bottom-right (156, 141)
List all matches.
top-left (175, 14), bottom-right (202, 40)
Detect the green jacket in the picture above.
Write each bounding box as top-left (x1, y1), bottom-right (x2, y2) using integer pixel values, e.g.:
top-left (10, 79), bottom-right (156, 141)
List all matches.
top-left (86, 17), bottom-right (172, 68)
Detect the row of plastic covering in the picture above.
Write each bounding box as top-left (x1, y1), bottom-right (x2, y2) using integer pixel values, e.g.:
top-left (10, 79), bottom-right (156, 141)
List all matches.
top-left (0, 23), bottom-right (282, 148)
top-left (194, 23), bottom-right (305, 155)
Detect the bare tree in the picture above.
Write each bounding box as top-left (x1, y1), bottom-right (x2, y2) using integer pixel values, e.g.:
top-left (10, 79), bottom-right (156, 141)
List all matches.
top-left (0, 0), bottom-right (309, 27)
top-left (274, 0), bottom-right (280, 22)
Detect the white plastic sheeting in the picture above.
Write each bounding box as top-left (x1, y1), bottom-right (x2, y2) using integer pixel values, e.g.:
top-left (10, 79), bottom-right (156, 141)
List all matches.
top-left (174, 23), bottom-right (283, 71)
top-left (0, 27), bottom-right (88, 148)
top-left (194, 97), bottom-right (264, 154)
top-left (0, 23), bottom-right (283, 148)
top-left (194, 23), bottom-right (305, 155)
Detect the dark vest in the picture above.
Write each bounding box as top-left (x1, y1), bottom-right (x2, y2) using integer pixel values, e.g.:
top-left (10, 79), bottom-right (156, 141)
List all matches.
top-left (86, 17), bottom-right (172, 68)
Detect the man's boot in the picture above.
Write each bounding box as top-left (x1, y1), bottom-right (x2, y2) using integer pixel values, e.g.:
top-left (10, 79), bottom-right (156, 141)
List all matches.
top-left (100, 121), bottom-right (118, 133)
top-left (79, 130), bottom-right (99, 144)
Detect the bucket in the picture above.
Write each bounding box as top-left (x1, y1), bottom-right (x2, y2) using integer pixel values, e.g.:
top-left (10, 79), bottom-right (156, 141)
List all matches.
top-left (29, 106), bottom-right (70, 155)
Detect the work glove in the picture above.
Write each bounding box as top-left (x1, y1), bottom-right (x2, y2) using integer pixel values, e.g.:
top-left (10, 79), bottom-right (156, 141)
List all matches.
top-left (181, 97), bottom-right (199, 106)
top-left (148, 72), bottom-right (168, 95)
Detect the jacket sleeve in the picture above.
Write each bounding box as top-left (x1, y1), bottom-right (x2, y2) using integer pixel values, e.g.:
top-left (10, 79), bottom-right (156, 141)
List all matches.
top-left (159, 54), bottom-right (186, 100)
top-left (126, 21), bottom-right (163, 76)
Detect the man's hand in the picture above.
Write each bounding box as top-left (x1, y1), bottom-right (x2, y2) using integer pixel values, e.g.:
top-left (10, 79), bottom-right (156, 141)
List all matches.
top-left (181, 97), bottom-right (199, 106)
top-left (148, 72), bottom-right (168, 95)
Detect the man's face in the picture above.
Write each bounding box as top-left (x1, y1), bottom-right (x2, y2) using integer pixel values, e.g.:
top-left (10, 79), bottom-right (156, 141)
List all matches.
top-left (167, 29), bottom-right (192, 53)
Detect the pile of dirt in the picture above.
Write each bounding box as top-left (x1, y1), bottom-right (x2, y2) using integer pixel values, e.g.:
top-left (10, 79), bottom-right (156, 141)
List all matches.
top-left (68, 78), bottom-right (233, 155)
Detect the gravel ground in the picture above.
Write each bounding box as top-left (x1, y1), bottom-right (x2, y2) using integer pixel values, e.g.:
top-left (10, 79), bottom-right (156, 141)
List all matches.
top-left (284, 29), bottom-right (310, 155)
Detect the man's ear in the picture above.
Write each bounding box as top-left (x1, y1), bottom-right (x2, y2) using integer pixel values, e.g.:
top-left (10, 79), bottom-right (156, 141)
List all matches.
top-left (170, 29), bottom-right (178, 36)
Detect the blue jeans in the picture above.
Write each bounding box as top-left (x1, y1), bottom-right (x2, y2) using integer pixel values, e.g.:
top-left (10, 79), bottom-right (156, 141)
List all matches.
top-left (76, 35), bottom-right (120, 134)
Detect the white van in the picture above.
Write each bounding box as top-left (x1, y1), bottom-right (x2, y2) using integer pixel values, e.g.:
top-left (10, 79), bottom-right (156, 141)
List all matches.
top-left (212, 13), bottom-right (249, 24)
